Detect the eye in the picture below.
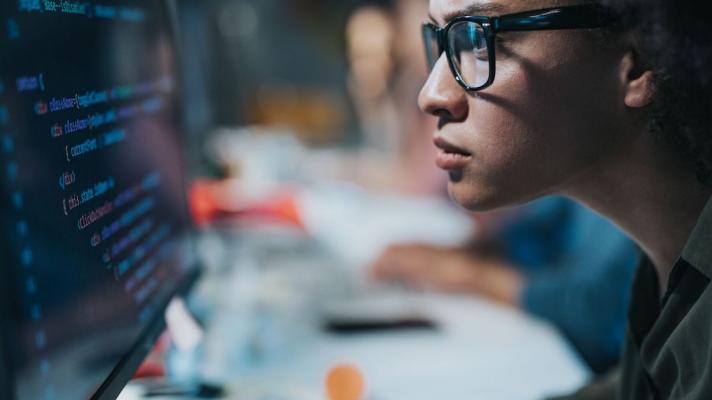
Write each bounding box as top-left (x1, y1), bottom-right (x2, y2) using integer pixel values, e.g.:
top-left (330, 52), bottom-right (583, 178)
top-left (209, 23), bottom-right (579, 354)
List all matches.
top-left (450, 21), bottom-right (488, 62)
top-left (446, 21), bottom-right (492, 89)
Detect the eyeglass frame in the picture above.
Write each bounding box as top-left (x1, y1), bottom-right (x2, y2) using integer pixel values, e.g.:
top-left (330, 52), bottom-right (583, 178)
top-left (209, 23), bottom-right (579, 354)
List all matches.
top-left (422, 4), bottom-right (620, 92)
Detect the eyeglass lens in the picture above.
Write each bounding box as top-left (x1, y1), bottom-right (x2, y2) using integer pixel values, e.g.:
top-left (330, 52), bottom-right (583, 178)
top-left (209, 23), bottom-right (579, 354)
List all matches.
top-left (423, 21), bottom-right (490, 89)
top-left (448, 21), bottom-right (489, 89)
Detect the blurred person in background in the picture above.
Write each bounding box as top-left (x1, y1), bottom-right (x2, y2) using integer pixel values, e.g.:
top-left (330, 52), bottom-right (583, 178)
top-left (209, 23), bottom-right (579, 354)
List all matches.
top-left (346, 5), bottom-right (399, 152)
top-left (344, 0), bottom-right (443, 195)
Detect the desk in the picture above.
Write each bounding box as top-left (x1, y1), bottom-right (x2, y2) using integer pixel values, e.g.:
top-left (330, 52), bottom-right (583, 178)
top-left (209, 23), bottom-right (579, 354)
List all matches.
top-left (120, 226), bottom-right (591, 400)
top-left (220, 295), bottom-right (590, 400)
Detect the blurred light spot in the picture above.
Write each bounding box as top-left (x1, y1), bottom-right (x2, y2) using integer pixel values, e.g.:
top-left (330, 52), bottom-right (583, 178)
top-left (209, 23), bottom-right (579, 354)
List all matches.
top-left (35, 330), bottom-right (47, 349)
top-left (13, 191), bottom-right (23, 209)
top-left (26, 277), bottom-right (37, 294)
top-left (17, 220), bottom-right (28, 236)
top-left (7, 162), bottom-right (18, 182)
top-left (31, 304), bottom-right (42, 321)
top-left (21, 247), bottom-right (33, 266)
top-left (2, 135), bottom-right (13, 153)
top-left (40, 359), bottom-right (50, 375)
top-left (218, 2), bottom-right (259, 39)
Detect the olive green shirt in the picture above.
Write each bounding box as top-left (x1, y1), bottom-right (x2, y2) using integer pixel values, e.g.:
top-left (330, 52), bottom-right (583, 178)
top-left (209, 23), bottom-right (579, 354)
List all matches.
top-left (553, 196), bottom-right (712, 400)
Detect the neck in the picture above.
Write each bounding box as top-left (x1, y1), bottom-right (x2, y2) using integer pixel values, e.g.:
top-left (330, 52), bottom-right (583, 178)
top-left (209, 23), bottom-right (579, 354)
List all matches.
top-left (565, 132), bottom-right (712, 296)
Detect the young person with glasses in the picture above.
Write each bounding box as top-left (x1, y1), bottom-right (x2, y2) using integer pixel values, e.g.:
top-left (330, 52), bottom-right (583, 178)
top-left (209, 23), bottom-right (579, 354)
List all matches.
top-left (418, 0), bottom-right (712, 398)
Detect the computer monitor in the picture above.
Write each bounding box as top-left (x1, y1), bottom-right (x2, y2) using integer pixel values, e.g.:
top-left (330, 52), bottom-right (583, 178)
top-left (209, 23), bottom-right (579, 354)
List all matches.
top-left (0, 1), bottom-right (200, 399)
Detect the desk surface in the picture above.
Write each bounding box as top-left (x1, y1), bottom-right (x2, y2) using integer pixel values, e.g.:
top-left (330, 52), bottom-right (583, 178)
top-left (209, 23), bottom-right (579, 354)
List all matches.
top-left (119, 226), bottom-right (592, 400)
top-left (114, 170), bottom-right (598, 400)
top-left (209, 294), bottom-right (590, 400)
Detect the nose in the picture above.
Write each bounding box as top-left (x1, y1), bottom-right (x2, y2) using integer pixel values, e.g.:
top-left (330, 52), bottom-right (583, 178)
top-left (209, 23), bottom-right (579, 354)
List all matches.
top-left (418, 55), bottom-right (468, 123)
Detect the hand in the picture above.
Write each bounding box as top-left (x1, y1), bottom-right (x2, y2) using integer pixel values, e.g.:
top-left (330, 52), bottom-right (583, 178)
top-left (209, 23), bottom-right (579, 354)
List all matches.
top-left (369, 244), bottom-right (524, 307)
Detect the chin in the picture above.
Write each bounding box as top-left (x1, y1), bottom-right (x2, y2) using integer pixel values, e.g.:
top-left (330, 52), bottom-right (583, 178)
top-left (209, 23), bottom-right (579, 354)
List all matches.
top-left (446, 174), bottom-right (527, 212)
top-left (448, 180), bottom-right (502, 212)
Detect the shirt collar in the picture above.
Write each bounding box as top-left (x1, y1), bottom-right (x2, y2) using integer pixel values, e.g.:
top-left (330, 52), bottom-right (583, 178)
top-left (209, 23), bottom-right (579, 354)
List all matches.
top-left (681, 195), bottom-right (712, 278)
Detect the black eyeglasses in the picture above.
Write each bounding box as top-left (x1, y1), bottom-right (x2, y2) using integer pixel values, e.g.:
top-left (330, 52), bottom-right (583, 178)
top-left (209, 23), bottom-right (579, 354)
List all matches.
top-left (422, 4), bottom-right (619, 92)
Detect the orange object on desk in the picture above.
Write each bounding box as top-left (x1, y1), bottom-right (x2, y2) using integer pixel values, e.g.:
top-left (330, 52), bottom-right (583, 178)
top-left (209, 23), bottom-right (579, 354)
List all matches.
top-left (326, 364), bottom-right (366, 400)
top-left (188, 179), bottom-right (304, 229)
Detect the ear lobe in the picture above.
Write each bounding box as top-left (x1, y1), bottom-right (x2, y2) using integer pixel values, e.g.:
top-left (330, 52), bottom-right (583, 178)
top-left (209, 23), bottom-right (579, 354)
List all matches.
top-left (621, 52), bottom-right (655, 109)
top-left (625, 70), bottom-right (655, 108)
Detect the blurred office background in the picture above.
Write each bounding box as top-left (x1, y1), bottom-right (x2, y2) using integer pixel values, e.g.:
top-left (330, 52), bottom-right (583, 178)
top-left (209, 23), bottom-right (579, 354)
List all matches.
top-left (175, 0), bottom-right (436, 186)
top-left (177, 0), bottom-right (377, 145)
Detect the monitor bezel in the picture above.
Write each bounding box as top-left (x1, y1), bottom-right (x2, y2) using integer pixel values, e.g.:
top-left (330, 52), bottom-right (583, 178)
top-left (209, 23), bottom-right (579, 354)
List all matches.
top-left (0, 264), bottom-right (14, 400)
top-left (92, 270), bottom-right (200, 400)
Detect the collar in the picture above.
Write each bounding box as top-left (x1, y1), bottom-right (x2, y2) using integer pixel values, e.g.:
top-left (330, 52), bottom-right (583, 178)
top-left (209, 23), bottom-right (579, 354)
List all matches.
top-left (681, 195), bottom-right (712, 279)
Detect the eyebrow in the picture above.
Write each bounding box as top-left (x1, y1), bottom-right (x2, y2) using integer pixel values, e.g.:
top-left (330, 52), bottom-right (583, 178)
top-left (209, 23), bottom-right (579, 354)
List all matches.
top-left (429, 3), bottom-right (509, 25)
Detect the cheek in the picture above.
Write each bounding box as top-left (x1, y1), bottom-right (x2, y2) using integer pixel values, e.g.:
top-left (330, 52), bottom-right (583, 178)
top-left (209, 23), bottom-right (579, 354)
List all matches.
top-left (450, 47), bottom-right (622, 209)
top-left (450, 102), bottom-right (547, 210)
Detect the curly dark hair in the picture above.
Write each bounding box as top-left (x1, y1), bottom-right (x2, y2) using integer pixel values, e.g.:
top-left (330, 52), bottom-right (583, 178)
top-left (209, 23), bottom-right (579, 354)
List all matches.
top-left (598, 0), bottom-right (712, 185)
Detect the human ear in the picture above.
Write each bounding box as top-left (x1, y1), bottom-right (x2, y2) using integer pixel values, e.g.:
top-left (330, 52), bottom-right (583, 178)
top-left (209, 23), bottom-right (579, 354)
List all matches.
top-left (621, 52), bottom-right (655, 109)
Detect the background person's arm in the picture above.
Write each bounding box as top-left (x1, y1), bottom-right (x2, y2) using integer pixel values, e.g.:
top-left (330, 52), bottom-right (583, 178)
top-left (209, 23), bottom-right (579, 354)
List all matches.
top-left (369, 243), bottom-right (524, 305)
top-left (369, 236), bottom-right (639, 374)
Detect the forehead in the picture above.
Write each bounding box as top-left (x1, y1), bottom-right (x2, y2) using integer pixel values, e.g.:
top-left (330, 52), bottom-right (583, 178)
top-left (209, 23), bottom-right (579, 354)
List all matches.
top-left (428, 0), bottom-right (576, 24)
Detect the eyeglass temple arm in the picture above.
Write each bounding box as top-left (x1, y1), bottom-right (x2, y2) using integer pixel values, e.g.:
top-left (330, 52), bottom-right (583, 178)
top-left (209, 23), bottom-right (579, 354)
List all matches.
top-left (493, 5), bottom-right (617, 32)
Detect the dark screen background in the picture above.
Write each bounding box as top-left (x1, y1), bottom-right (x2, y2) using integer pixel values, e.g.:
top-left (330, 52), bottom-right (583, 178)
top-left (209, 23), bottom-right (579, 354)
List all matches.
top-left (0, 1), bottom-right (197, 398)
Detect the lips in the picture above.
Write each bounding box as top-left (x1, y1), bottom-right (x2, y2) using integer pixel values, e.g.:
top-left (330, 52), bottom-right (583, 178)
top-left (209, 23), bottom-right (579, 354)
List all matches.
top-left (433, 137), bottom-right (472, 170)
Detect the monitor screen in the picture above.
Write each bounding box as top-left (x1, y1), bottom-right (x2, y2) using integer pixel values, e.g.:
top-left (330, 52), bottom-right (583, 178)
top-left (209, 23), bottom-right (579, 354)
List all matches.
top-left (0, 1), bottom-right (198, 399)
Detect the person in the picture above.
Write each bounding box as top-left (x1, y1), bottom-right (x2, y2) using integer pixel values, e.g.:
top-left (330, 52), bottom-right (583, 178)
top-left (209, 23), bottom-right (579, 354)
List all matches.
top-left (416, 0), bottom-right (712, 398)
top-left (341, 0), bottom-right (444, 195)
top-left (371, 196), bottom-right (640, 374)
